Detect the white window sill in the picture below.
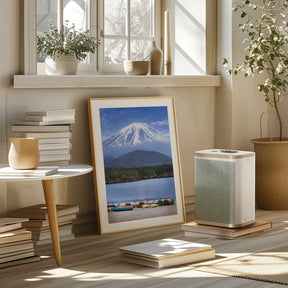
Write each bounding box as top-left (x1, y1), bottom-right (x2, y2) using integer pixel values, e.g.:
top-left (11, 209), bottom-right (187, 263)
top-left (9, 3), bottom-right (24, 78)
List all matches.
top-left (12, 75), bottom-right (221, 89)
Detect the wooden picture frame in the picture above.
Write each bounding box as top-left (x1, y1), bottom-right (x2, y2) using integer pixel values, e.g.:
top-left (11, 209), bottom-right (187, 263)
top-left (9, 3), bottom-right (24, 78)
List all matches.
top-left (88, 96), bottom-right (185, 234)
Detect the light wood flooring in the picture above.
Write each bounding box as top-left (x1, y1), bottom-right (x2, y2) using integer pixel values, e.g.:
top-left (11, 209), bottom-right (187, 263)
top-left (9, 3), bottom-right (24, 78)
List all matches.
top-left (1, 209), bottom-right (288, 288)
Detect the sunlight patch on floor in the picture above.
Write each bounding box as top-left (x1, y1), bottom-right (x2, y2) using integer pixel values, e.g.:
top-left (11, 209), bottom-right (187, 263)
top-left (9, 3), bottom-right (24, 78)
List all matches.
top-left (169, 269), bottom-right (226, 278)
top-left (23, 253), bottom-right (252, 283)
top-left (25, 278), bottom-right (42, 282)
top-left (25, 268), bottom-right (151, 282)
top-left (24, 265), bottom-right (227, 283)
top-left (215, 252), bottom-right (250, 259)
top-left (40, 255), bottom-right (51, 259)
top-left (74, 272), bottom-right (149, 281)
top-left (40, 268), bottom-right (83, 278)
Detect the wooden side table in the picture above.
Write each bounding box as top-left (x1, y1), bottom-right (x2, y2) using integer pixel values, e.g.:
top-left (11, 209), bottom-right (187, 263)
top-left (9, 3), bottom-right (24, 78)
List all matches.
top-left (0, 164), bottom-right (93, 266)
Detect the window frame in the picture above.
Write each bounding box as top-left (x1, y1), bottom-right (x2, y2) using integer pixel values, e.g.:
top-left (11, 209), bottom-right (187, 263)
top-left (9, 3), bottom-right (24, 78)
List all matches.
top-left (24, 0), bottom-right (216, 76)
top-left (98, 0), bottom-right (161, 74)
top-left (31, 0), bottom-right (98, 75)
top-left (24, 0), bottom-right (37, 75)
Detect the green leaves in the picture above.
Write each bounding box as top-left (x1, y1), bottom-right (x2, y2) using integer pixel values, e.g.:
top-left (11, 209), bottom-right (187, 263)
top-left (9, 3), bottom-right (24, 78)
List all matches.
top-left (37, 21), bottom-right (100, 61)
top-left (222, 58), bottom-right (228, 66)
top-left (241, 11), bottom-right (247, 18)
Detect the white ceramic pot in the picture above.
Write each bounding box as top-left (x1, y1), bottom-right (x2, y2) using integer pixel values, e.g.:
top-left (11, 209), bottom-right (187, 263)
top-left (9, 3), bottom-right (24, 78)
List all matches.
top-left (123, 60), bottom-right (150, 75)
top-left (45, 54), bottom-right (78, 75)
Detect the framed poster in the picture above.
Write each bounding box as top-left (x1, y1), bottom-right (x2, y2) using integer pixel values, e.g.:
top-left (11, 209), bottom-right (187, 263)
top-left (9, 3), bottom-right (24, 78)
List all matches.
top-left (88, 96), bottom-right (185, 234)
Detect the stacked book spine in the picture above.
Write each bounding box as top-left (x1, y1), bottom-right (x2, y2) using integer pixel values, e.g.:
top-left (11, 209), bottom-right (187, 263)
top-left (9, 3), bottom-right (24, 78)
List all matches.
top-left (0, 217), bottom-right (39, 268)
top-left (11, 109), bottom-right (76, 166)
top-left (7, 204), bottom-right (79, 251)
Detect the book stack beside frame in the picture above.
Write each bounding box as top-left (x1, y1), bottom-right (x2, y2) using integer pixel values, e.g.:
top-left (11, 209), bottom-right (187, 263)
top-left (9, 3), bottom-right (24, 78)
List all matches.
top-left (0, 217), bottom-right (40, 268)
top-left (11, 109), bottom-right (76, 166)
top-left (119, 238), bottom-right (215, 268)
top-left (181, 220), bottom-right (272, 239)
top-left (7, 204), bottom-right (79, 251)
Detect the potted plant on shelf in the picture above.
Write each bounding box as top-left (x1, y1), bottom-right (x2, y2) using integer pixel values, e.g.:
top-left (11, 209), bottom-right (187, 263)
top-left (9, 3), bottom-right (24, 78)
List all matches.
top-left (37, 21), bottom-right (100, 75)
top-left (223, 0), bottom-right (288, 209)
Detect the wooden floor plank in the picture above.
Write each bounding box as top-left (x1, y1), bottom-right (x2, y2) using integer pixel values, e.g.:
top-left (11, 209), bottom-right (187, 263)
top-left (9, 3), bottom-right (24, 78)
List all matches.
top-left (0, 209), bottom-right (288, 287)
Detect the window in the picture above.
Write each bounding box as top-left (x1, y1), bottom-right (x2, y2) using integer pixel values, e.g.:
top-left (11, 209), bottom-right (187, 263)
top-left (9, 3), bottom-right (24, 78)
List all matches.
top-left (25, 0), bottom-right (158, 75)
top-left (24, 0), bottom-right (214, 76)
top-left (99, 0), bottom-right (159, 73)
top-left (35, 0), bottom-right (97, 74)
top-left (163, 0), bottom-right (216, 75)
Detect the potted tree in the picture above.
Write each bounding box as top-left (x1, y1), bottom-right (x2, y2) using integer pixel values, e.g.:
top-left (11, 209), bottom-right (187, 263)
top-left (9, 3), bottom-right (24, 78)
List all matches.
top-left (37, 21), bottom-right (100, 75)
top-left (223, 0), bottom-right (288, 209)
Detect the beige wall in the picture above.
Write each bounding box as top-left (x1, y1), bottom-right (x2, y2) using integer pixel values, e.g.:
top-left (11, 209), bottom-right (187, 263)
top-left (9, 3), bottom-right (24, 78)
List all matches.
top-left (0, 0), bottom-right (216, 217)
top-left (216, 0), bottom-right (269, 151)
top-left (3, 87), bottom-right (215, 216)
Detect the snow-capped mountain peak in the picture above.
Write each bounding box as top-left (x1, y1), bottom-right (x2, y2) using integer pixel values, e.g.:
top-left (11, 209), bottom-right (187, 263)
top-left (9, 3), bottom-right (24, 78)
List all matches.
top-left (103, 122), bottom-right (168, 147)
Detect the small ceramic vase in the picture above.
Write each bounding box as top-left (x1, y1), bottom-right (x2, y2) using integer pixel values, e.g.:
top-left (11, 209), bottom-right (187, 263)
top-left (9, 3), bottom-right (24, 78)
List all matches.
top-left (144, 39), bottom-right (163, 75)
top-left (8, 138), bottom-right (40, 170)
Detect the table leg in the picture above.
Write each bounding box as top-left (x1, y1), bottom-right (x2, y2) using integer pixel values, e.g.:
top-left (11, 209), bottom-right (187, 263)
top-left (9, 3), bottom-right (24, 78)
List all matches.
top-left (42, 179), bottom-right (62, 266)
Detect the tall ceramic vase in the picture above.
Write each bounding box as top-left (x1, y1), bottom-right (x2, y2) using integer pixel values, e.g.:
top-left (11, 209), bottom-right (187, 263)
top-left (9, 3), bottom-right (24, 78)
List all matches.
top-left (8, 138), bottom-right (40, 170)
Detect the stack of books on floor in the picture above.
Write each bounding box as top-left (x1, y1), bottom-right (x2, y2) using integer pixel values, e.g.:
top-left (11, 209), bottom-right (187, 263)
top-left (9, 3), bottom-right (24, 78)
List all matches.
top-left (11, 108), bottom-right (76, 166)
top-left (7, 204), bottom-right (79, 251)
top-left (181, 220), bottom-right (272, 239)
top-left (0, 217), bottom-right (40, 268)
top-left (119, 238), bottom-right (215, 268)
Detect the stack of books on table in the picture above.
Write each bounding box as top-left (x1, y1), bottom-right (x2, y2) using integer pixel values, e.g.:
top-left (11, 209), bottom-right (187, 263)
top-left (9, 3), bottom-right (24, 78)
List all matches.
top-left (119, 238), bottom-right (215, 268)
top-left (11, 109), bottom-right (76, 166)
top-left (7, 204), bottom-right (79, 251)
top-left (0, 217), bottom-right (40, 268)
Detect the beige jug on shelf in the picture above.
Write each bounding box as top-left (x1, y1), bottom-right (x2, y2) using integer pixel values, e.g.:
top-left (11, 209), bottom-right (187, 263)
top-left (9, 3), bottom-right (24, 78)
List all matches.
top-left (8, 138), bottom-right (40, 169)
top-left (144, 38), bottom-right (163, 75)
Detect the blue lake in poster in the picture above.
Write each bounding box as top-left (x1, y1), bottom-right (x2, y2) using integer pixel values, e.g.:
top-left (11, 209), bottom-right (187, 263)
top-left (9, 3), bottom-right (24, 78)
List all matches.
top-left (106, 177), bottom-right (176, 204)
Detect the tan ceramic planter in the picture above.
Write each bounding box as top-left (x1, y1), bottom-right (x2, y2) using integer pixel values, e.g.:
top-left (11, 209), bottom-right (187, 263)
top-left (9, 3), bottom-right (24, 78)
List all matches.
top-left (8, 138), bottom-right (40, 169)
top-left (251, 137), bottom-right (288, 210)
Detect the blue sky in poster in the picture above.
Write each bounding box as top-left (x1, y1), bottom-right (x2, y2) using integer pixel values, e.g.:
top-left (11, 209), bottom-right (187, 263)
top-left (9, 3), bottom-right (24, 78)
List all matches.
top-left (100, 106), bottom-right (170, 140)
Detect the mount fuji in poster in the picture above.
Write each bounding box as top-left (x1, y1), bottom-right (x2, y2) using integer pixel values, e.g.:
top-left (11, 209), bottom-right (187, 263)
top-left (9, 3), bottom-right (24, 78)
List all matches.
top-left (103, 122), bottom-right (167, 148)
top-left (100, 107), bottom-right (172, 162)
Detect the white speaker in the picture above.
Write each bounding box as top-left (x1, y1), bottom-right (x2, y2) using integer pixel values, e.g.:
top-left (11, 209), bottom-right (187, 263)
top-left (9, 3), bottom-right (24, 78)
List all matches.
top-left (195, 149), bottom-right (255, 228)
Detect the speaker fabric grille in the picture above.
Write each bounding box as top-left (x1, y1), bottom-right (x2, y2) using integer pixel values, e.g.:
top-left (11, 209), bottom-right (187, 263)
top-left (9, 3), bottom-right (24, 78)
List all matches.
top-left (195, 159), bottom-right (235, 224)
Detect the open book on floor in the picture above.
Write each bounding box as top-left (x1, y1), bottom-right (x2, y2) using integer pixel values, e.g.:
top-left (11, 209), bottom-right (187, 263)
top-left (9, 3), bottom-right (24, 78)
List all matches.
top-left (119, 238), bottom-right (215, 268)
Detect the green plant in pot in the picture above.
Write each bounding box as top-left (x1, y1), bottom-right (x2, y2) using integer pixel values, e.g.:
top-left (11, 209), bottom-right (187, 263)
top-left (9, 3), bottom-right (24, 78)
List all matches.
top-left (223, 0), bottom-right (288, 209)
top-left (37, 21), bottom-right (100, 75)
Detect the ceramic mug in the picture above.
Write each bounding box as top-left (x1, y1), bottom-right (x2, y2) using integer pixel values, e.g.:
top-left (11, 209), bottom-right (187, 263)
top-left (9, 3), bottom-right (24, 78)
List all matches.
top-left (8, 137), bottom-right (40, 169)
